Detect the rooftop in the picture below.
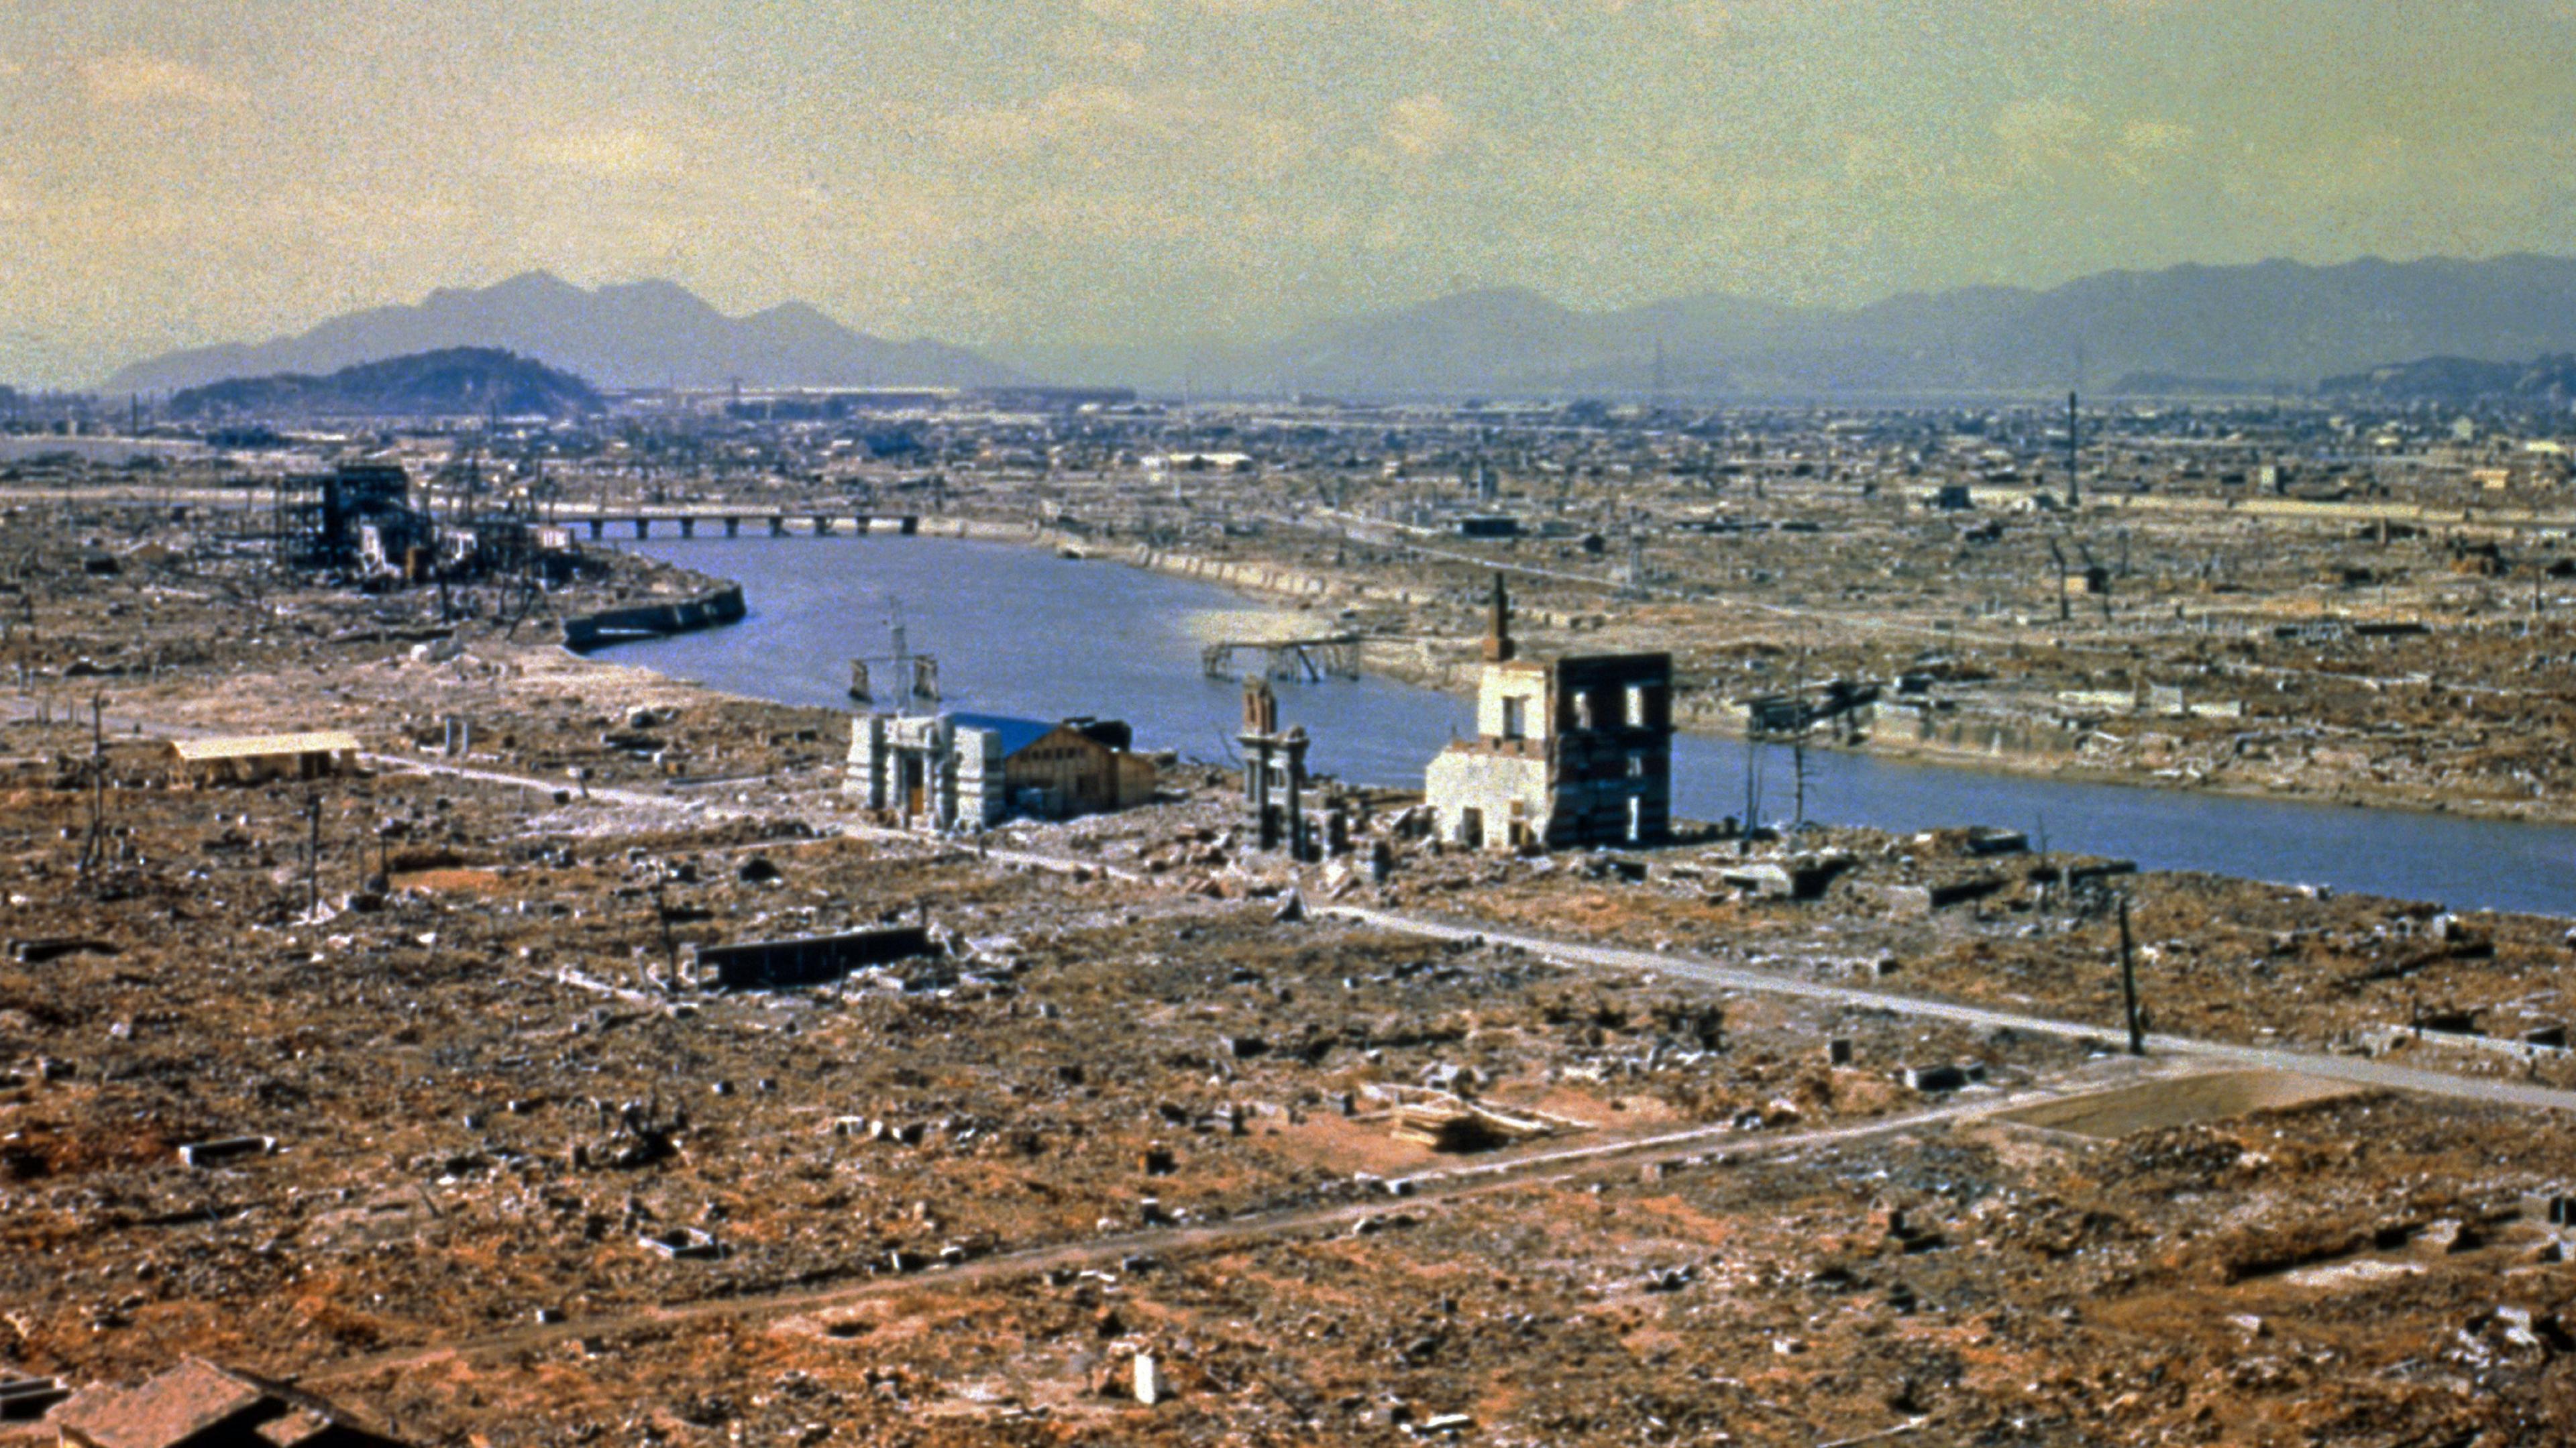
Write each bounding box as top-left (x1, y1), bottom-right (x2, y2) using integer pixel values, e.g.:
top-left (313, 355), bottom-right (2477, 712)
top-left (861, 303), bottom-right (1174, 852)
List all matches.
top-left (947, 712), bottom-right (1060, 757)
top-left (167, 732), bottom-right (363, 763)
top-left (48, 1357), bottom-right (388, 1448)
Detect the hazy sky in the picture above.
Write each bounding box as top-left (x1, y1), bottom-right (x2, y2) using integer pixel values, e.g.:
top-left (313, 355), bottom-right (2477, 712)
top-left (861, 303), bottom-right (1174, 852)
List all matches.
top-left (7, 0), bottom-right (2576, 384)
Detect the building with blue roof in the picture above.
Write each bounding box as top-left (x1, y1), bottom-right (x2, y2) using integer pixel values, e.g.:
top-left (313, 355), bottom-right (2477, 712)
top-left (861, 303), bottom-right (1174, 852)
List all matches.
top-left (847, 710), bottom-right (1155, 829)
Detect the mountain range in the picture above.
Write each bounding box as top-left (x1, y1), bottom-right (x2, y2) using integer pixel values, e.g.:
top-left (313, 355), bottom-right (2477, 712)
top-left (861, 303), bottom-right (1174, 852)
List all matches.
top-left (166, 348), bottom-right (602, 419)
top-left (107, 273), bottom-right (1022, 395)
top-left (2319, 353), bottom-right (2576, 408)
top-left (98, 253), bottom-right (2576, 402)
top-left (1081, 254), bottom-right (2576, 400)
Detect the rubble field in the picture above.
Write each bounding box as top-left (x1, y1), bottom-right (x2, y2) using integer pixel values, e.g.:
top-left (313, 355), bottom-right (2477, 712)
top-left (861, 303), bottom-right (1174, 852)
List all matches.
top-left (28, 384), bottom-right (2576, 828)
top-left (0, 505), bottom-right (2574, 1444)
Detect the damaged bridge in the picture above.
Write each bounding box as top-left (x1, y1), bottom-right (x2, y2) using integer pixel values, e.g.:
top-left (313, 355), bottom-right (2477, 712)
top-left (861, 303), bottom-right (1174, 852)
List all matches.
top-left (1201, 634), bottom-right (1363, 683)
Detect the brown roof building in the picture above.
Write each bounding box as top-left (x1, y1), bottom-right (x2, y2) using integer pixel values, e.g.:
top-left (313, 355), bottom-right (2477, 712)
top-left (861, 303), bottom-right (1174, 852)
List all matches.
top-left (52, 1358), bottom-right (403, 1448)
top-left (164, 733), bottom-right (362, 788)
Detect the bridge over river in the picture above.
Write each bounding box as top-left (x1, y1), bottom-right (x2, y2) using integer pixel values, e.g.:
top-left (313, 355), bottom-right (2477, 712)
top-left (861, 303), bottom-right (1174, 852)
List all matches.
top-left (546, 510), bottom-right (921, 541)
top-left (1201, 634), bottom-right (1363, 683)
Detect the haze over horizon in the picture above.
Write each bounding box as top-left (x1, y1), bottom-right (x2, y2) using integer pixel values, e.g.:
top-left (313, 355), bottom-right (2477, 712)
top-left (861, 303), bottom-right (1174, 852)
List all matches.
top-left (10, 0), bottom-right (2576, 389)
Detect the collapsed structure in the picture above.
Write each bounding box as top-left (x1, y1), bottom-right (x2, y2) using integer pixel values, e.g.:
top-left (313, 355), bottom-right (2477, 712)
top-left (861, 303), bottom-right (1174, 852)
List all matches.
top-left (276, 461), bottom-right (573, 587)
top-left (278, 462), bottom-right (417, 576)
top-left (1237, 677), bottom-right (1312, 856)
top-left (51, 1357), bottom-right (406, 1448)
top-left (845, 711), bottom-right (1155, 829)
top-left (1426, 575), bottom-right (1673, 851)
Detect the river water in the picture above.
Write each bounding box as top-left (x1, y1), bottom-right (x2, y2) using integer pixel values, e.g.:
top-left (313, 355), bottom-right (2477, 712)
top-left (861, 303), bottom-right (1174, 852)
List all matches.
top-left (599, 536), bottom-right (2576, 917)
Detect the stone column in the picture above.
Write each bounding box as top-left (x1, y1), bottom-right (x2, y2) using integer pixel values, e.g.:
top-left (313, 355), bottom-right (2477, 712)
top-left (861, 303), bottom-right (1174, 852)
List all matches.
top-left (1284, 728), bottom-right (1309, 861)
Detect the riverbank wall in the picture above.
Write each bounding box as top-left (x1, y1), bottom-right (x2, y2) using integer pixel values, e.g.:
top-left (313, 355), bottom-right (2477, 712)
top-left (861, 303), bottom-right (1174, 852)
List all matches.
top-left (562, 583), bottom-right (748, 652)
top-left (916, 522), bottom-right (2248, 772)
top-left (642, 516), bottom-right (2573, 826)
top-left (1083, 530), bottom-right (2570, 825)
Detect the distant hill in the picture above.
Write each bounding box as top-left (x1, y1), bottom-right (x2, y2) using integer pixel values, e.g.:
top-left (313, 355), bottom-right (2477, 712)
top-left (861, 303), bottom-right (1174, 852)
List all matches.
top-left (109, 273), bottom-right (1024, 394)
top-left (2318, 353), bottom-right (2576, 408)
top-left (1023, 253), bottom-right (2576, 401)
top-left (115, 253), bottom-right (2576, 403)
top-left (2106, 372), bottom-right (2294, 398)
top-left (166, 347), bottom-right (604, 419)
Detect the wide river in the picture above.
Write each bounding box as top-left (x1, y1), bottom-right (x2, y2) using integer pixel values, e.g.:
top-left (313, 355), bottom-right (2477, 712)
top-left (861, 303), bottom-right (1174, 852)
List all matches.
top-left (601, 536), bottom-right (2576, 917)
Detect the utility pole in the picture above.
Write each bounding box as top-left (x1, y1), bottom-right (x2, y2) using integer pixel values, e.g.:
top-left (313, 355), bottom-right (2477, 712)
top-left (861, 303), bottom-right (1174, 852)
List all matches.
top-left (1792, 734), bottom-right (1808, 831)
top-left (2065, 390), bottom-right (2080, 508)
top-left (2118, 894), bottom-right (2145, 1056)
top-left (1739, 733), bottom-right (1762, 849)
top-left (650, 874), bottom-right (680, 995)
top-left (1788, 677), bottom-right (1811, 830)
top-left (2032, 814), bottom-right (2051, 922)
top-left (77, 695), bottom-right (105, 886)
top-left (305, 794), bottom-right (322, 922)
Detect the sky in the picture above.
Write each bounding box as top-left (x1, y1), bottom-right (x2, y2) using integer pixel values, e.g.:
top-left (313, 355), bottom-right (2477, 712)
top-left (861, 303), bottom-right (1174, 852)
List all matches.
top-left (6, 0), bottom-right (2576, 386)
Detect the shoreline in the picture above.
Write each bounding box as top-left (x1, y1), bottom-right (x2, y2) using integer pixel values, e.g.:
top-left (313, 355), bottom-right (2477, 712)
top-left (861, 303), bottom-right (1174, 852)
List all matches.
top-left (598, 518), bottom-right (2576, 832)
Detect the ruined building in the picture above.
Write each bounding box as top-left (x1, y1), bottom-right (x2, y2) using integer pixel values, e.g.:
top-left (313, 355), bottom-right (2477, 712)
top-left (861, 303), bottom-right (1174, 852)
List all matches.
top-left (846, 712), bottom-right (1155, 830)
top-left (280, 461), bottom-right (417, 574)
top-left (276, 459), bottom-right (571, 586)
top-left (1426, 575), bottom-right (1673, 851)
top-left (1237, 677), bottom-right (1311, 855)
top-left (52, 1356), bottom-right (407, 1448)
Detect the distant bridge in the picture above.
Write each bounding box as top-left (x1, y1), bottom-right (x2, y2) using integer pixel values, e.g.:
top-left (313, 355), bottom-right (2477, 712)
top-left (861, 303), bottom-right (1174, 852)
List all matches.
top-left (1201, 634), bottom-right (1363, 683)
top-left (545, 512), bottom-right (921, 541)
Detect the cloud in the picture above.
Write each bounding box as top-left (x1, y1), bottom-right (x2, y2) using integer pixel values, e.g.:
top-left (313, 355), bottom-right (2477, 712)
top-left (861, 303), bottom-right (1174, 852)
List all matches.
top-left (938, 84), bottom-right (1144, 154)
top-left (78, 52), bottom-right (239, 109)
top-left (1670, 0), bottom-right (1831, 39)
top-left (9, 0), bottom-right (2576, 388)
top-left (1992, 97), bottom-right (2096, 164)
top-left (927, 82), bottom-right (1308, 189)
top-left (525, 126), bottom-right (688, 179)
top-left (1081, 0), bottom-right (1324, 15)
top-left (1982, 101), bottom-right (2200, 188)
top-left (2121, 119), bottom-right (2195, 156)
top-left (1055, 24), bottom-right (1152, 68)
top-left (1379, 92), bottom-right (1467, 158)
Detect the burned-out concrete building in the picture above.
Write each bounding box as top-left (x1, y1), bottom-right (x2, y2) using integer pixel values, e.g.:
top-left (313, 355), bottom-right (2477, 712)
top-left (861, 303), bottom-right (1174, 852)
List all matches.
top-left (845, 712), bottom-right (1155, 829)
top-left (278, 461), bottom-right (419, 575)
top-left (1237, 677), bottom-right (1311, 856)
top-left (276, 460), bottom-right (574, 588)
top-left (1426, 575), bottom-right (1672, 851)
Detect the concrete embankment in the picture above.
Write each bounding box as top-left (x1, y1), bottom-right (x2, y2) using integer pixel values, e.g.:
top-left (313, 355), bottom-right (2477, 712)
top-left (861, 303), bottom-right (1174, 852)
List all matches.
top-left (562, 584), bottom-right (747, 652)
top-left (1055, 533), bottom-right (2399, 810)
top-left (623, 518), bottom-right (2571, 824)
